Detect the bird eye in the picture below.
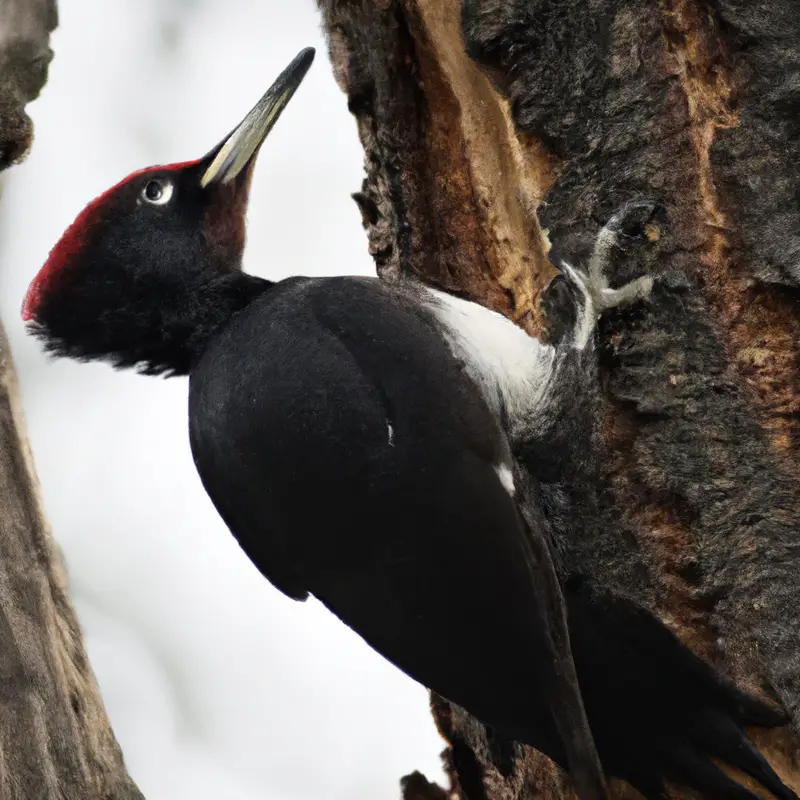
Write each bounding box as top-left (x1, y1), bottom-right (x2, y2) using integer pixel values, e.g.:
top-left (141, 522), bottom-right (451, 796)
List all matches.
top-left (141, 179), bottom-right (174, 206)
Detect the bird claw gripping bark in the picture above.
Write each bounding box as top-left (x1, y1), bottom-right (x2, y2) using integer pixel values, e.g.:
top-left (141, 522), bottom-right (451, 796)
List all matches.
top-left (552, 200), bottom-right (658, 350)
top-left (600, 199), bottom-right (662, 241)
top-left (586, 199), bottom-right (657, 313)
top-left (565, 579), bottom-right (797, 800)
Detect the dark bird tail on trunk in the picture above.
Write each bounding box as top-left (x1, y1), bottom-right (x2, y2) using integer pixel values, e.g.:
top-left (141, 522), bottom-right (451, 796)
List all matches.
top-left (564, 577), bottom-right (795, 800)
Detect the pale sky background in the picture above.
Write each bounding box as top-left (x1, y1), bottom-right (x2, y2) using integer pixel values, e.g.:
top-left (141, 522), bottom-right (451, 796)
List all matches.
top-left (0, 1), bottom-right (447, 798)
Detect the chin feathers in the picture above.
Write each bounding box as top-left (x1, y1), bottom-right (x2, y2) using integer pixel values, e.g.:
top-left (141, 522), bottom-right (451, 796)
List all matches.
top-left (26, 321), bottom-right (188, 377)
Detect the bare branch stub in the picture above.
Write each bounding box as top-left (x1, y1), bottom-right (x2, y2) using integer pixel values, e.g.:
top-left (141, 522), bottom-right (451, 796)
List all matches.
top-left (319, 0), bottom-right (800, 797)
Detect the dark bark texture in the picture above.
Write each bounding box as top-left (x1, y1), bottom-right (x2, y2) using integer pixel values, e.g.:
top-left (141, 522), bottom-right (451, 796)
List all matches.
top-left (0, 1), bottom-right (145, 797)
top-left (317, 0), bottom-right (800, 797)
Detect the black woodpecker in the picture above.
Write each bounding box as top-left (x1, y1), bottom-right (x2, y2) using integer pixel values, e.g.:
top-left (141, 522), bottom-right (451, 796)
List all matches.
top-left (22, 47), bottom-right (796, 800)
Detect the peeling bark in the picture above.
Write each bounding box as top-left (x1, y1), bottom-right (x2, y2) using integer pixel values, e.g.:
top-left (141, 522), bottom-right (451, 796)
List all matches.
top-left (318, 0), bottom-right (800, 797)
top-left (0, 1), bottom-right (145, 797)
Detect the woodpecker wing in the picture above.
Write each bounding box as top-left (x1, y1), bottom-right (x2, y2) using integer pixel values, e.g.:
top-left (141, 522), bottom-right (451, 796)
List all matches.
top-left (188, 275), bottom-right (795, 800)
top-left (189, 275), bottom-right (604, 791)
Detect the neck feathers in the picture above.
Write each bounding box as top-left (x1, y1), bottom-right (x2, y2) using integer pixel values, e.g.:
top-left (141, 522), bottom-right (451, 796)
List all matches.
top-left (32, 272), bottom-right (270, 376)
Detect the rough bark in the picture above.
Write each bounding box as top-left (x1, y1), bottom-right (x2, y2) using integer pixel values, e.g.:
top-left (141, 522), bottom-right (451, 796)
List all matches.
top-left (0, 0), bottom-right (54, 169)
top-left (317, 0), bottom-right (800, 798)
top-left (0, 1), bottom-right (145, 797)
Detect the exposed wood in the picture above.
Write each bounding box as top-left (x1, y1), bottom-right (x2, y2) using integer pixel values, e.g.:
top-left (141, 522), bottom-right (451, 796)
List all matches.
top-left (317, 0), bottom-right (800, 797)
top-left (0, 1), bottom-right (145, 797)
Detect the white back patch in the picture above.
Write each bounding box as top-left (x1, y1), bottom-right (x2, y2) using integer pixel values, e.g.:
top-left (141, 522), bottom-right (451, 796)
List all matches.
top-left (423, 287), bottom-right (557, 427)
top-left (494, 464), bottom-right (516, 496)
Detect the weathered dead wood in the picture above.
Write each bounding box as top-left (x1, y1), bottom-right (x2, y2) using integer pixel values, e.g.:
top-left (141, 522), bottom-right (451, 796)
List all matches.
top-left (0, 1), bottom-right (145, 796)
top-left (0, 0), bottom-right (54, 169)
top-left (317, 0), bottom-right (800, 797)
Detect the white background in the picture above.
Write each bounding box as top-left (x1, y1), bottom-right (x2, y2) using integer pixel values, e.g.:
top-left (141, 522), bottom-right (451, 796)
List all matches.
top-left (0, 1), bottom-right (447, 798)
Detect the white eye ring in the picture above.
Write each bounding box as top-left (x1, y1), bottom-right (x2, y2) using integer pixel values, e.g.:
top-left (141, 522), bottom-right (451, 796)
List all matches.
top-left (141, 178), bottom-right (174, 206)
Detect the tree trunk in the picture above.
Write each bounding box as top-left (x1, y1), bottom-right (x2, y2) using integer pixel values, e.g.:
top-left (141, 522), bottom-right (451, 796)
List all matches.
top-left (316, 0), bottom-right (800, 798)
top-left (0, 1), bottom-right (145, 797)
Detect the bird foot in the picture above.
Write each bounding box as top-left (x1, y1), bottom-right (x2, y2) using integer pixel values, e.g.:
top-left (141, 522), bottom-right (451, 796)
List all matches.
top-left (586, 198), bottom-right (659, 312)
top-left (553, 199), bottom-right (659, 348)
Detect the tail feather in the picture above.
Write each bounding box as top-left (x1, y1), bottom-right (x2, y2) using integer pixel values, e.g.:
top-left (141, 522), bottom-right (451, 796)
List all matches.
top-left (563, 578), bottom-right (796, 799)
top-left (667, 747), bottom-right (767, 800)
top-left (694, 711), bottom-right (796, 800)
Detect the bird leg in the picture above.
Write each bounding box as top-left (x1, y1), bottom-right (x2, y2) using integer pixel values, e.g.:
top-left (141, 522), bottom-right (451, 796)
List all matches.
top-left (510, 200), bottom-right (659, 486)
top-left (556, 199), bottom-right (658, 351)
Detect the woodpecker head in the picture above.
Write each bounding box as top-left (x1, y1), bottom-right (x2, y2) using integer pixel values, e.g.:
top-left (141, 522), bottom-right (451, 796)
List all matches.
top-left (23, 47), bottom-right (315, 375)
